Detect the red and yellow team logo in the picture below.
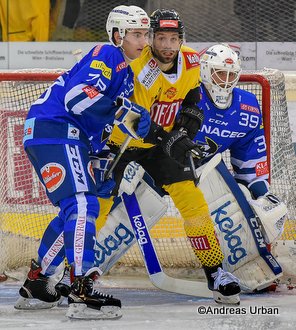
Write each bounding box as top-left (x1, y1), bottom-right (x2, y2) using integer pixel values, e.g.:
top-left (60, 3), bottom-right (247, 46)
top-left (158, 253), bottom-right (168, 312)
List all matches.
top-left (164, 87), bottom-right (177, 99)
top-left (41, 163), bottom-right (66, 193)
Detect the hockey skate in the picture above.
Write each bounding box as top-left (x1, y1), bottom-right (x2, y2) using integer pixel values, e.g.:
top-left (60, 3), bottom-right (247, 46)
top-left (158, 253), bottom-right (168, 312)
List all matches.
top-left (66, 267), bottom-right (122, 320)
top-left (14, 259), bottom-right (62, 310)
top-left (204, 266), bottom-right (241, 305)
top-left (55, 265), bottom-right (71, 298)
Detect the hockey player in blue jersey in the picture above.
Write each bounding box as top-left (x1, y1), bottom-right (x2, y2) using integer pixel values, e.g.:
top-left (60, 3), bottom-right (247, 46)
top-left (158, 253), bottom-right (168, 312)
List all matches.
top-left (184, 43), bottom-right (287, 290)
top-left (192, 43), bottom-right (270, 199)
top-left (15, 5), bottom-right (151, 319)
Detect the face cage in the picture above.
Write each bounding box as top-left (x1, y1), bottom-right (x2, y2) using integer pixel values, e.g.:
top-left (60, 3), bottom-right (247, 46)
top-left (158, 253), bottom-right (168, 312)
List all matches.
top-left (210, 67), bottom-right (240, 92)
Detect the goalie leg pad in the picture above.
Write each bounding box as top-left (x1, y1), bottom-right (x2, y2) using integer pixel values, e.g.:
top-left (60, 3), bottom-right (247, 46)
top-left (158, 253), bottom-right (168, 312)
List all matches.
top-left (198, 160), bottom-right (283, 291)
top-left (94, 178), bottom-right (167, 274)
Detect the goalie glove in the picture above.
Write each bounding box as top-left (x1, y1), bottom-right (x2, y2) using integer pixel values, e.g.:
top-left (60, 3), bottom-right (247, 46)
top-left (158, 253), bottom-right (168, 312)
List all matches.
top-left (252, 193), bottom-right (288, 244)
top-left (174, 105), bottom-right (204, 139)
top-left (90, 152), bottom-right (116, 199)
top-left (239, 185), bottom-right (288, 244)
top-left (114, 97), bottom-right (151, 139)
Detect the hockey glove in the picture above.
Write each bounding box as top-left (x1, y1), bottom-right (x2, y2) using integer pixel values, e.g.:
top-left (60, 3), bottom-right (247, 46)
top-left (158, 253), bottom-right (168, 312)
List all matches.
top-left (264, 193), bottom-right (281, 204)
top-left (114, 97), bottom-right (151, 139)
top-left (174, 105), bottom-right (204, 139)
top-left (90, 152), bottom-right (116, 198)
top-left (251, 192), bottom-right (287, 244)
top-left (160, 130), bottom-right (204, 166)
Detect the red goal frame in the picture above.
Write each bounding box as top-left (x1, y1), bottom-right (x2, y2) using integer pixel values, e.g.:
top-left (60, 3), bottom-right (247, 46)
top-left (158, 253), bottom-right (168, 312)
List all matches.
top-left (0, 71), bottom-right (271, 177)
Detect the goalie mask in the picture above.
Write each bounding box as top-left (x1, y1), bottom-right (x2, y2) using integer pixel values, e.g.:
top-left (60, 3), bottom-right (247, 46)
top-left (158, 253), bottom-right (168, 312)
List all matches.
top-left (200, 44), bottom-right (242, 109)
top-left (106, 5), bottom-right (150, 47)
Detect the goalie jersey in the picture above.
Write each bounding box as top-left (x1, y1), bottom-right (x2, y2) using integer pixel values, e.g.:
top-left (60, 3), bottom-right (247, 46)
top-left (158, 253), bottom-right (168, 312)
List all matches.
top-left (195, 83), bottom-right (269, 193)
top-left (24, 44), bottom-right (134, 153)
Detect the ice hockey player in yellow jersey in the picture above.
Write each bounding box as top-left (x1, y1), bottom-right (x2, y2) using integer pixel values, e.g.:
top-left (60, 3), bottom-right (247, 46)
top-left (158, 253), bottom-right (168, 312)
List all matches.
top-left (101, 9), bottom-right (241, 305)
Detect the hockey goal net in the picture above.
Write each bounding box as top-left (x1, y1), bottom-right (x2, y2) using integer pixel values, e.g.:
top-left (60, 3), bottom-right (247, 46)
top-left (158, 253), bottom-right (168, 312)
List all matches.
top-left (0, 69), bottom-right (295, 279)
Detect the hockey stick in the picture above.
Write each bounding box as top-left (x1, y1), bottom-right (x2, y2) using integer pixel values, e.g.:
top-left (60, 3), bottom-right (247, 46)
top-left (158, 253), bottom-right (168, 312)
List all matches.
top-left (122, 191), bottom-right (212, 298)
top-left (198, 153), bottom-right (222, 184)
top-left (188, 152), bottom-right (222, 186)
top-left (104, 136), bottom-right (132, 180)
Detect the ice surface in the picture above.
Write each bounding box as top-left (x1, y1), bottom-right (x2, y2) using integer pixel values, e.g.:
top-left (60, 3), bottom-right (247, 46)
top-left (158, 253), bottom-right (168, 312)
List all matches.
top-left (0, 275), bottom-right (295, 330)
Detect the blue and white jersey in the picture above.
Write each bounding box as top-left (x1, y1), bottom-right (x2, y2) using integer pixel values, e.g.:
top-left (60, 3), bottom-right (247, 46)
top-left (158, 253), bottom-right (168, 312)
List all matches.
top-left (194, 84), bottom-right (269, 188)
top-left (24, 44), bottom-right (134, 153)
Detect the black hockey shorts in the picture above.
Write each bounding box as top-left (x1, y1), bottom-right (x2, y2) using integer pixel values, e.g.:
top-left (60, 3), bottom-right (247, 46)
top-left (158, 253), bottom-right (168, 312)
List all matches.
top-left (107, 144), bottom-right (195, 195)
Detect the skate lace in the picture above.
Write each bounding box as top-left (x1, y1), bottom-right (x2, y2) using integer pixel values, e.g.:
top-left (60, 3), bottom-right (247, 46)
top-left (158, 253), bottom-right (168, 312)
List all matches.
top-left (212, 267), bottom-right (239, 290)
top-left (92, 288), bottom-right (113, 299)
top-left (45, 281), bottom-right (59, 297)
top-left (59, 267), bottom-right (71, 286)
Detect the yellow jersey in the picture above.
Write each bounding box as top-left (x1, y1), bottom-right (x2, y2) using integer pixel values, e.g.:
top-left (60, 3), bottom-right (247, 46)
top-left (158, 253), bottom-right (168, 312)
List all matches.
top-left (110, 44), bottom-right (201, 149)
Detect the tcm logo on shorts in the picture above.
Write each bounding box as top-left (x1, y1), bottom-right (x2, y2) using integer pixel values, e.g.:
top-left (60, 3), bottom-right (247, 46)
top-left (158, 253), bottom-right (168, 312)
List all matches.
top-left (41, 163), bottom-right (66, 192)
top-left (188, 235), bottom-right (211, 250)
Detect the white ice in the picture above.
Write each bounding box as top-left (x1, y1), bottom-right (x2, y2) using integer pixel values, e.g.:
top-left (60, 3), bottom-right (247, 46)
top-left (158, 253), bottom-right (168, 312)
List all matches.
top-left (0, 275), bottom-right (296, 330)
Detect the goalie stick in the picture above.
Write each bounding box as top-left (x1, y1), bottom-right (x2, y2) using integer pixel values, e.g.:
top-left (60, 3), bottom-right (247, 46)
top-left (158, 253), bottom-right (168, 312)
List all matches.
top-left (121, 191), bottom-right (212, 298)
top-left (102, 132), bottom-right (219, 296)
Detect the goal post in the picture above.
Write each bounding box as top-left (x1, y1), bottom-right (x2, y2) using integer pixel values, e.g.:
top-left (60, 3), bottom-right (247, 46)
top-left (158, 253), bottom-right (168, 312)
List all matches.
top-left (0, 68), bottom-right (295, 278)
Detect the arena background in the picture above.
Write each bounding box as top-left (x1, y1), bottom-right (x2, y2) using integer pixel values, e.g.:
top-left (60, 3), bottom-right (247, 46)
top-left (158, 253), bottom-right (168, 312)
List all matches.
top-left (48, 0), bottom-right (296, 43)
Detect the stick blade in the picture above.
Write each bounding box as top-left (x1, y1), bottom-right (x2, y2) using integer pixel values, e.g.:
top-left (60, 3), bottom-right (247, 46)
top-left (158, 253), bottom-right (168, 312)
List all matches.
top-left (150, 272), bottom-right (213, 298)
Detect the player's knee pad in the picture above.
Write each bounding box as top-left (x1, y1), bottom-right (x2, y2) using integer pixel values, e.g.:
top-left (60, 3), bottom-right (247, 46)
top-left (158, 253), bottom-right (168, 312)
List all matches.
top-left (163, 180), bottom-right (209, 219)
top-left (60, 193), bottom-right (99, 275)
top-left (59, 192), bottom-right (100, 222)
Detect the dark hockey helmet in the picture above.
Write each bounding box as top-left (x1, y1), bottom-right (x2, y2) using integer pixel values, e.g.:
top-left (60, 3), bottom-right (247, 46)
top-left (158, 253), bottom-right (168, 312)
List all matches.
top-left (150, 9), bottom-right (185, 40)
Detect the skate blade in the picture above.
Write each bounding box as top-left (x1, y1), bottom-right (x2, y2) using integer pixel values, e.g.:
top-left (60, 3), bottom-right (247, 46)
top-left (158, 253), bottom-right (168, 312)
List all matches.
top-left (66, 303), bottom-right (122, 320)
top-left (213, 292), bottom-right (240, 305)
top-left (14, 296), bottom-right (64, 310)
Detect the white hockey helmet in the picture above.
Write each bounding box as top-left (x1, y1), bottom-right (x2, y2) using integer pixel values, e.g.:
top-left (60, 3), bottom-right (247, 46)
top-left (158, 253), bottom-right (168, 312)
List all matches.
top-left (200, 44), bottom-right (242, 109)
top-left (106, 5), bottom-right (150, 47)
